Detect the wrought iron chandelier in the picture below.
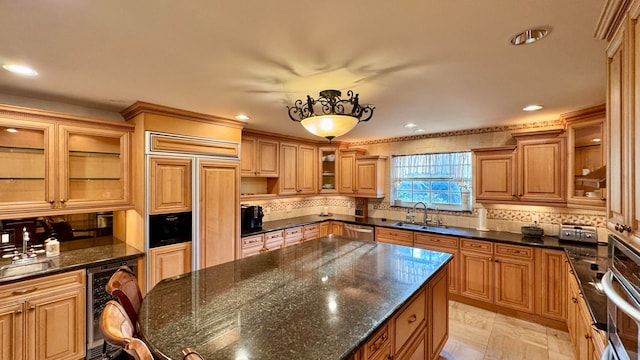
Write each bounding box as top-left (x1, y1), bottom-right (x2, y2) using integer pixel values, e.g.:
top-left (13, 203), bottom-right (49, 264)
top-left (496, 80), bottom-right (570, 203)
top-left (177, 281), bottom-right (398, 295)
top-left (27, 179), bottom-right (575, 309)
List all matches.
top-left (287, 89), bottom-right (375, 141)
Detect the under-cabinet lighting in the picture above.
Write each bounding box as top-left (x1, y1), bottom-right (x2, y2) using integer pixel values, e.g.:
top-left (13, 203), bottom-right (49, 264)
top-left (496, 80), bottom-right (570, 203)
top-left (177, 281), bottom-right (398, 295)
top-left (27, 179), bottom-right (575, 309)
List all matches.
top-left (592, 138), bottom-right (601, 142)
top-left (5, 128), bottom-right (17, 133)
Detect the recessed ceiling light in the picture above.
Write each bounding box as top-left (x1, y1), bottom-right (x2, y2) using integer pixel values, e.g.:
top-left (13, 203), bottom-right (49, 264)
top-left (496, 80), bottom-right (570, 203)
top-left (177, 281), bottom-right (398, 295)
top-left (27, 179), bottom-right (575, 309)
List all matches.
top-left (592, 138), bottom-right (601, 142)
top-left (235, 114), bottom-right (250, 121)
top-left (523, 105), bottom-right (543, 112)
top-left (415, 129), bottom-right (426, 134)
top-left (2, 64), bottom-right (38, 77)
top-left (510, 28), bottom-right (549, 46)
top-left (5, 128), bottom-right (17, 133)
top-left (404, 123), bottom-right (417, 128)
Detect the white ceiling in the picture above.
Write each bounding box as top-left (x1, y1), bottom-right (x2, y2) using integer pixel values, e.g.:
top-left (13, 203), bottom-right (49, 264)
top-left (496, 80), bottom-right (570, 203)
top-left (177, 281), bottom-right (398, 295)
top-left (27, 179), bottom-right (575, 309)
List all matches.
top-left (0, 1), bottom-right (607, 142)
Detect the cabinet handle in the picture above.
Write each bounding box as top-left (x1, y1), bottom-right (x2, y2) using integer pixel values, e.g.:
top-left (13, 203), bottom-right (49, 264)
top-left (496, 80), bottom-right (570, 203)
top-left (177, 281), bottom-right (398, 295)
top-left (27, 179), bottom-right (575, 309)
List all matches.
top-left (59, 199), bottom-right (66, 204)
top-left (371, 334), bottom-right (387, 352)
top-left (12, 287), bottom-right (38, 296)
top-left (408, 314), bottom-right (417, 323)
top-left (28, 304), bottom-right (35, 311)
top-left (584, 334), bottom-right (591, 340)
top-left (488, 257), bottom-right (493, 261)
top-left (16, 308), bottom-right (22, 314)
top-left (495, 259), bottom-right (499, 263)
top-left (48, 200), bottom-right (55, 205)
top-left (259, 247), bottom-right (268, 253)
top-left (469, 244), bottom-right (481, 248)
top-left (572, 297), bottom-right (578, 304)
top-left (518, 194), bottom-right (523, 197)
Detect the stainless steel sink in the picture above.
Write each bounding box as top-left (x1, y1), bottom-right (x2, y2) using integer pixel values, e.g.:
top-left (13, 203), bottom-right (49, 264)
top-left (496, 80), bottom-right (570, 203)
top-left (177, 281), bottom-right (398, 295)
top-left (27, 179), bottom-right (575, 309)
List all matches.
top-left (390, 221), bottom-right (448, 230)
top-left (0, 259), bottom-right (53, 277)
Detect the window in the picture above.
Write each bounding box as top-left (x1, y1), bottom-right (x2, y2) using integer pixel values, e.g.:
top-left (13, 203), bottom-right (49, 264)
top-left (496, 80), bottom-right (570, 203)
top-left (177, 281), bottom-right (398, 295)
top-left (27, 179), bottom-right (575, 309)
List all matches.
top-left (391, 151), bottom-right (472, 210)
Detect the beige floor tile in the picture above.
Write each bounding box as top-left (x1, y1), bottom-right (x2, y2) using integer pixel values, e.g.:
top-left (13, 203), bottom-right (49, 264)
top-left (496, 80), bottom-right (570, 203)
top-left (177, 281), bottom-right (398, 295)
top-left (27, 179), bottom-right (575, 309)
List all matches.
top-left (546, 328), bottom-right (574, 357)
top-left (484, 334), bottom-right (549, 360)
top-left (441, 337), bottom-right (485, 360)
top-left (490, 313), bottom-right (548, 348)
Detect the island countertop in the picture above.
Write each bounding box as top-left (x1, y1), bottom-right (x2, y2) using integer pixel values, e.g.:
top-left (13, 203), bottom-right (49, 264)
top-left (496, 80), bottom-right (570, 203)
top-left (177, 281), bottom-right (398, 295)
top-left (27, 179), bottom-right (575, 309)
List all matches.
top-left (139, 236), bottom-right (452, 360)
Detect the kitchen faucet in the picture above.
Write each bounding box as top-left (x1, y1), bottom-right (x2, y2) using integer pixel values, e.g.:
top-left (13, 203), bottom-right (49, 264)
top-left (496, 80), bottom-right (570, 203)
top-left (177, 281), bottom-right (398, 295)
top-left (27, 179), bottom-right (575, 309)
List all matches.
top-left (412, 202), bottom-right (431, 225)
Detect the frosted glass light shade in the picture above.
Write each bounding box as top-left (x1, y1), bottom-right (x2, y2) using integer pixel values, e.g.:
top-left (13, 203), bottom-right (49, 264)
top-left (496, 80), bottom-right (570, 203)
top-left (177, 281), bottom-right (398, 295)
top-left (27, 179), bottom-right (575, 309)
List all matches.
top-left (300, 115), bottom-right (358, 139)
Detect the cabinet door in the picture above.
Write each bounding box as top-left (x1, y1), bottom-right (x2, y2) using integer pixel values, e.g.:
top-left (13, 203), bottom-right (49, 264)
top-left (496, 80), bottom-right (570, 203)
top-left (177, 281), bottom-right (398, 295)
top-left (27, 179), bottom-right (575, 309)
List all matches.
top-left (494, 257), bottom-right (534, 313)
top-left (279, 143), bottom-right (298, 195)
top-left (338, 151), bottom-right (357, 194)
top-left (474, 150), bottom-right (517, 201)
top-left (298, 145), bottom-right (317, 194)
top-left (540, 249), bottom-right (566, 321)
top-left (319, 222), bottom-right (330, 237)
top-left (630, 13), bottom-right (640, 242)
top-left (27, 287), bottom-right (85, 360)
top-left (0, 302), bottom-right (24, 360)
top-left (517, 138), bottom-right (566, 203)
top-left (576, 302), bottom-right (593, 360)
top-left (240, 136), bottom-right (256, 176)
top-left (149, 157), bottom-right (192, 214)
top-left (330, 222), bottom-right (343, 236)
top-left (241, 235), bottom-right (264, 258)
top-left (199, 160), bottom-right (239, 268)
top-left (58, 124), bottom-right (130, 208)
top-left (428, 268), bottom-right (448, 360)
top-left (607, 31), bottom-right (626, 234)
top-left (0, 119), bottom-right (55, 213)
top-left (460, 251), bottom-right (492, 302)
top-left (256, 139), bottom-right (279, 177)
top-left (355, 159), bottom-right (377, 196)
top-left (149, 242), bottom-right (192, 289)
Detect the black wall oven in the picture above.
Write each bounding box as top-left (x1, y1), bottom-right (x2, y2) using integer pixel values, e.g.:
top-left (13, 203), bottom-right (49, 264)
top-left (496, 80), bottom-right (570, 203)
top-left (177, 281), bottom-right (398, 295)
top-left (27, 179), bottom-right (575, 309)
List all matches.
top-left (602, 234), bottom-right (640, 359)
top-left (148, 211), bottom-right (192, 248)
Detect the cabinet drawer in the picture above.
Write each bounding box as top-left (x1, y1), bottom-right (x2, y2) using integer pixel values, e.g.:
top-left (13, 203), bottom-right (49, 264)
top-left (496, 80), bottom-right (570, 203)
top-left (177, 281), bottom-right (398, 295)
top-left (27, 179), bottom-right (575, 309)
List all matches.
top-left (264, 230), bottom-right (284, 241)
top-left (393, 289), bottom-right (426, 353)
top-left (494, 243), bottom-right (533, 260)
top-left (460, 239), bottom-right (493, 254)
top-left (0, 269), bottom-right (85, 301)
top-left (375, 228), bottom-right (413, 245)
top-left (363, 323), bottom-right (390, 359)
top-left (241, 234), bottom-right (264, 249)
top-left (285, 227), bottom-right (304, 245)
top-left (414, 233), bottom-right (458, 249)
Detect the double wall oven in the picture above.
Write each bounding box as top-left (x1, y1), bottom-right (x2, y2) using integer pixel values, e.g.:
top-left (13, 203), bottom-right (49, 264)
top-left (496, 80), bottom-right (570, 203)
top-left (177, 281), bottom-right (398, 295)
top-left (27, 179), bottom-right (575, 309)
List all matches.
top-left (602, 235), bottom-right (640, 359)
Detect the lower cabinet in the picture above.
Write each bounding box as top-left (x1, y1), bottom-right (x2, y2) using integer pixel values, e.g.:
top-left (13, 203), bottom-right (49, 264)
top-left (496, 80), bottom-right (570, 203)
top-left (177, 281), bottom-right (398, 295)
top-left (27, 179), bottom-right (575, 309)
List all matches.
top-left (263, 230), bottom-right (284, 253)
top-left (539, 249), bottom-right (566, 321)
top-left (330, 221), bottom-right (344, 236)
top-left (414, 234), bottom-right (459, 294)
top-left (375, 228), bottom-right (414, 246)
top-left (0, 270), bottom-right (86, 360)
top-left (241, 234), bottom-right (264, 258)
top-left (148, 242), bottom-right (192, 288)
top-left (284, 227), bottom-right (303, 246)
top-left (302, 224), bottom-right (319, 241)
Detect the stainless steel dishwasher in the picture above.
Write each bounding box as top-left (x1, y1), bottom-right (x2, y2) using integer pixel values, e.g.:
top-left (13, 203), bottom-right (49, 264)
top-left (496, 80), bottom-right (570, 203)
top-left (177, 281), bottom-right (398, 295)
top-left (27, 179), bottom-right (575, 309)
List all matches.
top-left (343, 224), bottom-right (375, 241)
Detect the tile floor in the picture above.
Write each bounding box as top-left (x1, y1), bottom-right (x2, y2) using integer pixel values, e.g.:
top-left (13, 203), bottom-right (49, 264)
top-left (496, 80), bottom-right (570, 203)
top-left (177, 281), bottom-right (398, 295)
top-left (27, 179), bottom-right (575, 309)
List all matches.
top-left (440, 301), bottom-right (575, 360)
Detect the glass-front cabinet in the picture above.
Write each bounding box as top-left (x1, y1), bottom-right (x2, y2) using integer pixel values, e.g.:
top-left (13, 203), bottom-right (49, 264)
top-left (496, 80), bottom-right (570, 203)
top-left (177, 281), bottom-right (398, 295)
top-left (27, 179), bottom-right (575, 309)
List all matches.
top-left (0, 107), bottom-right (133, 217)
top-left (0, 119), bottom-right (55, 212)
top-left (564, 105), bottom-right (606, 209)
top-left (319, 148), bottom-right (338, 193)
top-left (59, 125), bottom-right (129, 208)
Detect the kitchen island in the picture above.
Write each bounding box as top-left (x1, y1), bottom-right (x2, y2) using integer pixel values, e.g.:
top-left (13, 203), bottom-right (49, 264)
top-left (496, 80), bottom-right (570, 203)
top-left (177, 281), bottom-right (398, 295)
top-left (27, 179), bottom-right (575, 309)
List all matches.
top-left (139, 236), bottom-right (451, 360)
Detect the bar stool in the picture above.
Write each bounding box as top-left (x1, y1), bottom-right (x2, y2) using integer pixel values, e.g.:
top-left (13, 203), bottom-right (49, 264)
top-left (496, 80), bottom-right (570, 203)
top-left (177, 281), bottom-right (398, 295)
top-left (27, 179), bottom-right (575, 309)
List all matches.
top-left (182, 348), bottom-right (204, 360)
top-left (106, 266), bottom-right (143, 329)
top-left (99, 300), bottom-right (153, 360)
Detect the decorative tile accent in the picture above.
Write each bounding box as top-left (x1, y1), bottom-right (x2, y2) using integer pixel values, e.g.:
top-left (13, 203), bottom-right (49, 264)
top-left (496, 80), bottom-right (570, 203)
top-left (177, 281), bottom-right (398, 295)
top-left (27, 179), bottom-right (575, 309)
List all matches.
top-left (349, 120), bottom-right (565, 146)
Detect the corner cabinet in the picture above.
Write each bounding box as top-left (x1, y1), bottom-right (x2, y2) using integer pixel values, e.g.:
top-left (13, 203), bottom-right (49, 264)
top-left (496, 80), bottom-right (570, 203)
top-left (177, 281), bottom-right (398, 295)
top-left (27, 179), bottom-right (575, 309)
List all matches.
top-left (0, 106), bottom-right (133, 218)
top-left (355, 155), bottom-right (387, 198)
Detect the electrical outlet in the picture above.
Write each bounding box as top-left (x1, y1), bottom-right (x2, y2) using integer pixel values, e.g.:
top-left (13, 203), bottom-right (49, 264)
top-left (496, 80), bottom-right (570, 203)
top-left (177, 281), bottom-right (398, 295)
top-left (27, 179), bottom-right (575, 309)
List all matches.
top-left (1, 233), bottom-right (8, 244)
top-left (531, 214), bottom-right (540, 224)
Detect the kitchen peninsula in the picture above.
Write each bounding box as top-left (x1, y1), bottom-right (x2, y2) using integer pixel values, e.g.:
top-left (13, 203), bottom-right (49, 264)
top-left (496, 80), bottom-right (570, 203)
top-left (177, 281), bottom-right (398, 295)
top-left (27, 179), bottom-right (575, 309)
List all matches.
top-left (139, 236), bottom-right (451, 360)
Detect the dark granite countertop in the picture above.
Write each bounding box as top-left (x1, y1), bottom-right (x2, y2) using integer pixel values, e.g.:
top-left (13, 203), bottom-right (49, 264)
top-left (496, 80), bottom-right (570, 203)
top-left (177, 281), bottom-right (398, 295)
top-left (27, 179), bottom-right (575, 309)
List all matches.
top-left (242, 214), bottom-right (608, 329)
top-left (0, 236), bottom-right (144, 284)
top-left (139, 237), bottom-right (452, 360)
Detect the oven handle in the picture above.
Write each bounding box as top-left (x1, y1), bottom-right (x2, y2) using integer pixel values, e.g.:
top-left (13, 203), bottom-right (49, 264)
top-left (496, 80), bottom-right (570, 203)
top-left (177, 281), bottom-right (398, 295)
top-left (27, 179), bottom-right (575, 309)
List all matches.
top-left (602, 270), bottom-right (640, 324)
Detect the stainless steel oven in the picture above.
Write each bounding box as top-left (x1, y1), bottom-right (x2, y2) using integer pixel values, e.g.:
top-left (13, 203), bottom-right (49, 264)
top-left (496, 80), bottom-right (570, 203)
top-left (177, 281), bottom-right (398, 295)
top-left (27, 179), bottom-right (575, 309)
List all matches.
top-left (601, 234), bottom-right (640, 360)
top-left (86, 259), bottom-right (138, 360)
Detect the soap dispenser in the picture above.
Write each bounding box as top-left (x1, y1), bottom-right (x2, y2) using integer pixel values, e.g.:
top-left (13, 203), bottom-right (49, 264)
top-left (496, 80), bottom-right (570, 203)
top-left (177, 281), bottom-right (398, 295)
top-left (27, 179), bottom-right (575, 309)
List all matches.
top-left (45, 231), bottom-right (60, 257)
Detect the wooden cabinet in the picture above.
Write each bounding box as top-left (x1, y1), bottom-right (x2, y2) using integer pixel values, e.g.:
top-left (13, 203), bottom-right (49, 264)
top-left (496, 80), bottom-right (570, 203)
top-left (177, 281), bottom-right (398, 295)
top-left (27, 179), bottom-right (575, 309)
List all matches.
top-left (148, 156), bottom-right (192, 214)
top-left (338, 149), bottom-right (366, 194)
top-left (241, 136), bottom-right (279, 177)
top-left (513, 130), bottom-right (566, 204)
top-left (0, 108), bottom-right (133, 218)
top-left (362, 323), bottom-right (390, 359)
top-left (473, 146), bottom-right (517, 202)
top-left (538, 249), bottom-right (566, 322)
top-left (460, 239), bottom-right (493, 302)
top-left (302, 224), bottom-right (319, 241)
top-left (263, 230), bottom-right (284, 252)
top-left (199, 160), bottom-right (240, 268)
top-left (393, 289), bottom-right (426, 356)
top-left (355, 155), bottom-right (387, 198)
top-left (427, 267), bottom-right (448, 360)
top-left (284, 226), bottom-right (303, 246)
top-left (413, 233), bottom-right (460, 294)
top-left (0, 270), bottom-right (85, 360)
top-left (280, 142), bottom-right (317, 195)
top-left (319, 222), bottom-right (330, 237)
top-left (149, 242), bottom-right (192, 288)
top-left (375, 227), bottom-right (413, 246)
top-left (241, 234), bottom-right (264, 258)
top-left (330, 221), bottom-right (343, 236)
top-left (473, 130), bottom-right (566, 205)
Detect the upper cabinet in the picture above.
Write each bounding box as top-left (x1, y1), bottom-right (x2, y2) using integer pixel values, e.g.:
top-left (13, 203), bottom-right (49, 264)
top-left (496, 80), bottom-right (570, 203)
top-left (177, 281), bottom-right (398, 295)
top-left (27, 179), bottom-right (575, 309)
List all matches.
top-left (241, 136), bottom-right (279, 177)
top-left (354, 155), bottom-right (387, 198)
top-left (473, 129), bottom-right (566, 205)
top-left (319, 147), bottom-right (338, 193)
top-left (337, 149), bottom-right (365, 194)
top-left (562, 105), bottom-right (606, 209)
top-left (0, 105), bottom-right (133, 218)
top-left (280, 142), bottom-right (317, 195)
top-left (148, 156), bottom-right (192, 214)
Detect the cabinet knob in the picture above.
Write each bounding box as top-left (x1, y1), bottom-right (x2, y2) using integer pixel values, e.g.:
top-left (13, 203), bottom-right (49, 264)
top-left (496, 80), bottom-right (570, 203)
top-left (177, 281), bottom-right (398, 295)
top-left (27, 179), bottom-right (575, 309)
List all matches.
top-left (16, 308), bottom-right (22, 314)
top-left (28, 304), bottom-right (35, 311)
top-left (59, 199), bottom-right (66, 204)
top-left (518, 194), bottom-right (523, 197)
top-left (48, 199), bottom-right (55, 205)
top-left (408, 314), bottom-right (417, 323)
top-left (572, 297), bottom-right (578, 304)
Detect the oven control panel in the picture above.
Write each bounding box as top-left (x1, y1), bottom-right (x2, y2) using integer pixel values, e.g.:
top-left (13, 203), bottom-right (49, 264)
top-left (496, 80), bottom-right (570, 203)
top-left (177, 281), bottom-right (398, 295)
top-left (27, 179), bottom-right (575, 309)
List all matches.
top-left (559, 224), bottom-right (597, 243)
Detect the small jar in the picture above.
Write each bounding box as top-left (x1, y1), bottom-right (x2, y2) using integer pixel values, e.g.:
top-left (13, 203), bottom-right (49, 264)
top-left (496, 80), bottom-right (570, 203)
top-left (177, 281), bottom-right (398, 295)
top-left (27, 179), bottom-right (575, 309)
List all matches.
top-left (46, 238), bottom-right (60, 257)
